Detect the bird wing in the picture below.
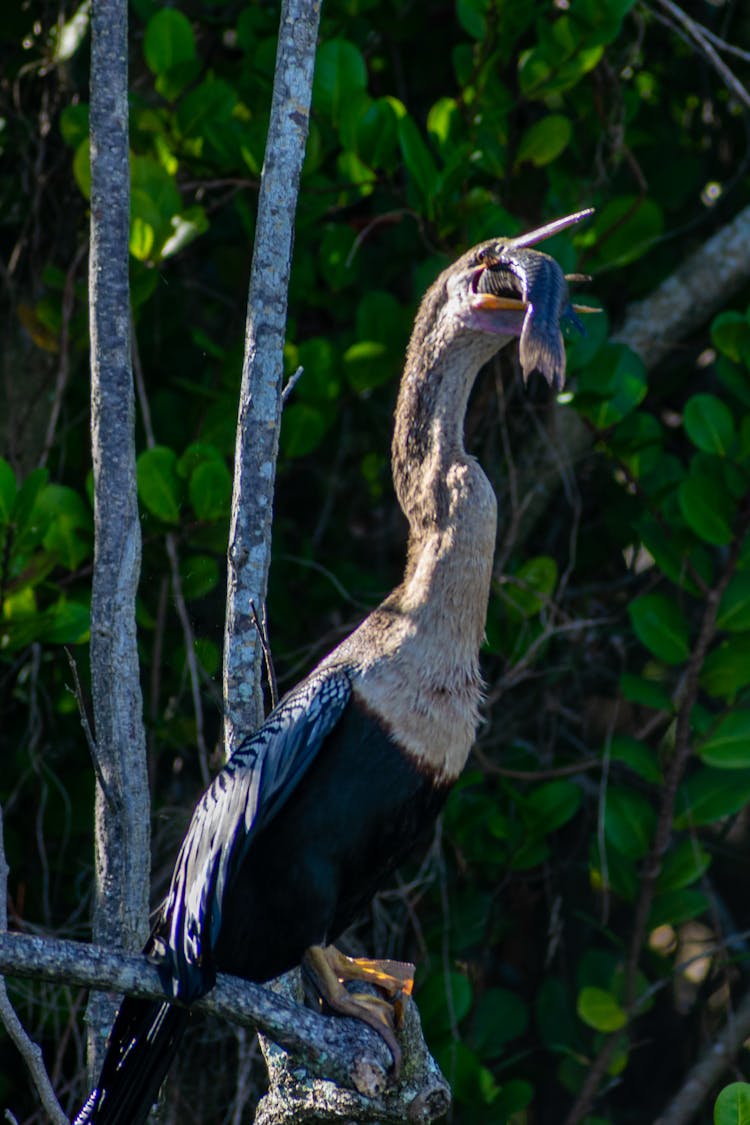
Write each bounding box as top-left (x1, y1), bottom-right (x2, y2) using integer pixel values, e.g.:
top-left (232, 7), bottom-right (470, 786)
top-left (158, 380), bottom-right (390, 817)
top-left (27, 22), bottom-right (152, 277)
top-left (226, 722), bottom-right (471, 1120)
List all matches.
top-left (152, 666), bottom-right (352, 999)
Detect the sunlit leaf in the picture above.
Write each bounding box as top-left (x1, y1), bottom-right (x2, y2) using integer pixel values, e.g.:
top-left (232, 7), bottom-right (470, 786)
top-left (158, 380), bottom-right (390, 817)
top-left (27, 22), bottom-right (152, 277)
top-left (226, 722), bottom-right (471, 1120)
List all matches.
top-left (515, 115), bottom-right (572, 168)
top-left (577, 986), bottom-right (626, 1032)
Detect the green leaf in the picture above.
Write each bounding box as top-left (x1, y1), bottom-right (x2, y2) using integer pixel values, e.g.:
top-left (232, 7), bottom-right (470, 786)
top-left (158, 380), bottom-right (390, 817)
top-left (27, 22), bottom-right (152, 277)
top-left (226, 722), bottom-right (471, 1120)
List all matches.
top-left (515, 114), bottom-right (572, 168)
top-left (628, 593), bottom-right (689, 665)
top-left (434, 1040), bottom-right (499, 1107)
top-left (313, 39), bottom-right (368, 125)
top-left (355, 98), bottom-right (399, 170)
top-left (684, 394), bottom-right (735, 455)
top-left (472, 987), bottom-right (528, 1057)
top-left (619, 672), bottom-right (673, 713)
top-left (144, 9), bottom-right (196, 75)
top-left (503, 555), bottom-right (558, 617)
top-left (137, 446), bottom-right (181, 523)
top-left (280, 403), bottom-right (329, 459)
top-left (609, 735), bottom-right (663, 783)
top-left (675, 767), bottom-right (750, 828)
top-left (40, 484), bottom-right (92, 570)
top-left (717, 573), bottom-right (750, 632)
top-left (524, 780), bottom-right (581, 833)
top-left (180, 555), bottom-right (220, 601)
top-left (189, 460), bottom-right (232, 521)
top-left (59, 102), bottom-right (89, 148)
top-left (715, 1082), bottom-right (750, 1125)
top-left (575, 342), bottom-right (647, 426)
top-left (679, 464), bottom-right (734, 546)
top-left (419, 971), bottom-right (473, 1036)
top-left (41, 598), bottom-right (90, 644)
top-left (657, 839), bottom-right (711, 891)
top-left (699, 712), bottom-right (750, 769)
top-left (0, 458), bottom-right (17, 521)
top-left (456, 0), bottom-right (489, 39)
top-left (604, 786), bottom-right (656, 859)
top-left (711, 312), bottom-right (750, 364)
top-left (650, 888), bottom-right (709, 929)
top-left (585, 196), bottom-right (663, 267)
top-left (702, 636), bottom-right (750, 699)
top-left (177, 442), bottom-right (225, 479)
top-left (577, 986), bottom-right (627, 1032)
top-left (397, 116), bottom-right (439, 216)
top-left (343, 340), bottom-right (392, 393)
top-left (318, 225), bottom-right (358, 291)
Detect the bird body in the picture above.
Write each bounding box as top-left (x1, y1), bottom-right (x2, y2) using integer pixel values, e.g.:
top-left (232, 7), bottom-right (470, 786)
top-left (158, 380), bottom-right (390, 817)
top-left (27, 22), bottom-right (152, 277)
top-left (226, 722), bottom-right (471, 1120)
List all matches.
top-left (74, 209), bottom-right (591, 1124)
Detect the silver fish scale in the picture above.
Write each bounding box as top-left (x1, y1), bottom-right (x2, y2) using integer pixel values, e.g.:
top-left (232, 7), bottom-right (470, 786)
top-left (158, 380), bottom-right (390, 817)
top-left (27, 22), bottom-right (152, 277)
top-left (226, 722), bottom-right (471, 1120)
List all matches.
top-left (478, 246), bottom-right (571, 390)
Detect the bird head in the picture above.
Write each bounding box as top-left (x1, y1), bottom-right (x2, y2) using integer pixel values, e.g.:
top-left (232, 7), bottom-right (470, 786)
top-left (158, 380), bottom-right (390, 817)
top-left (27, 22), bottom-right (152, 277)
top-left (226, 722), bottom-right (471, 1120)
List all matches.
top-left (441, 207), bottom-right (595, 392)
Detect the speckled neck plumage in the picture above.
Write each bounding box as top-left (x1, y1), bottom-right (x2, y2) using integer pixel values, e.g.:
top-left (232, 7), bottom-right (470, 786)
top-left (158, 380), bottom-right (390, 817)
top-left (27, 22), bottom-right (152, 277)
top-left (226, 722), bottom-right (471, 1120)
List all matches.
top-left (322, 267), bottom-right (511, 780)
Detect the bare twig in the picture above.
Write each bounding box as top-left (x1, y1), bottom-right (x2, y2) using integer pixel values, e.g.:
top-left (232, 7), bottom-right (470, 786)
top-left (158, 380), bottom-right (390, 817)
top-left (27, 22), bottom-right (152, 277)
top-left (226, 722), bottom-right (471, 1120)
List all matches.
top-left (0, 808), bottom-right (68, 1125)
top-left (38, 241), bottom-right (87, 469)
top-left (250, 600), bottom-right (278, 712)
top-left (281, 364), bottom-right (304, 405)
top-left (650, 0), bottom-right (750, 110)
top-left (131, 331), bottom-right (212, 787)
top-left (63, 647), bottom-right (113, 810)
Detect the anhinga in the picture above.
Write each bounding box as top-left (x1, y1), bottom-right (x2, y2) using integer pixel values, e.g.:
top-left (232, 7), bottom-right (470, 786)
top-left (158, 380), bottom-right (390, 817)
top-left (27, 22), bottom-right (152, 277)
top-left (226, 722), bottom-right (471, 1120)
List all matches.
top-left (75, 208), bottom-right (593, 1124)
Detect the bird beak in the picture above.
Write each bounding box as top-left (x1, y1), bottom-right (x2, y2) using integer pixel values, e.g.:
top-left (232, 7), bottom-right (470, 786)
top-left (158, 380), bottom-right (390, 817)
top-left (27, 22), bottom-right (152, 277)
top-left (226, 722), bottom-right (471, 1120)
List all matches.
top-left (467, 292), bottom-right (529, 337)
top-left (508, 207), bottom-right (594, 249)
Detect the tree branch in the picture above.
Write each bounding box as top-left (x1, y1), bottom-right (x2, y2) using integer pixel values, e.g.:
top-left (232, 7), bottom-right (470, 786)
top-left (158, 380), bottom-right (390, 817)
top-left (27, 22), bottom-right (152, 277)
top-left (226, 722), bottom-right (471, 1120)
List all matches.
top-left (223, 0), bottom-right (321, 755)
top-left (0, 932), bottom-right (447, 1121)
top-left (87, 0), bottom-right (151, 1073)
top-left (0, 809), bottom-right (67, 1125)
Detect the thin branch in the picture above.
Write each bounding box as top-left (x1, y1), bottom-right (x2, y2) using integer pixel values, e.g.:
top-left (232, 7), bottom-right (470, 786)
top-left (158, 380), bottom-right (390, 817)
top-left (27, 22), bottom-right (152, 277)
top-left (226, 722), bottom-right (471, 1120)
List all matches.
top-left (222, 0), bottom-right (321, 758)
top-left (38, 241), bottom-right (87, 469)
top-left (250, 599), bottom-right (278, 711)
top-left (132, 329), bottom-right (212, 787)
top-left (0, 809), bottom-right (68, 1125)
top-left (63, 648), bottom-right (113, 810)
top-left (281, 364), bottom-right (305, 405)
top-left (650, 0), bottom-right (750, 110)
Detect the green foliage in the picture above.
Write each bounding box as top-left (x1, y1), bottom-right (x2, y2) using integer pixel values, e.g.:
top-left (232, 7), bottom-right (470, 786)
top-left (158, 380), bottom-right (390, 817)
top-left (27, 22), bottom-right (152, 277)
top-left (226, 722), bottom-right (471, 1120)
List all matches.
top-left (715, 1084), bottom-right (750, 1125)
top-left (5, 0), bottom-right (750, 1120)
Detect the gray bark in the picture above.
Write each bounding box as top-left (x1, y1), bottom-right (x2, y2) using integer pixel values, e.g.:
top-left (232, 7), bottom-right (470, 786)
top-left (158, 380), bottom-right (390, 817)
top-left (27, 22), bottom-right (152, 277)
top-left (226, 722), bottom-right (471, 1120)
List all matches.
top-left (87, 0), bottom-right (150, 1076)
top-left (0, 932), bottom-right (446, 1122)
top-left (223, 0), bottom-right (321, 756)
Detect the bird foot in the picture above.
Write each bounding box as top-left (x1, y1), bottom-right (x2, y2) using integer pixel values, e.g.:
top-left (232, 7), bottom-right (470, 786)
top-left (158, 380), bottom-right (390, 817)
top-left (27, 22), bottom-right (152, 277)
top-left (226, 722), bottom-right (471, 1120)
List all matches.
top-left (302, 945), bottom-right (415, 1073)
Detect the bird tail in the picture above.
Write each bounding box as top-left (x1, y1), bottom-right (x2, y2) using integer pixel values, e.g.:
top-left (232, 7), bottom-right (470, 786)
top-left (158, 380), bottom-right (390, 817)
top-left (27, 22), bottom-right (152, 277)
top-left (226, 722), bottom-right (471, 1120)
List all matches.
top-left (73, 996), bottom-right (190, 1125)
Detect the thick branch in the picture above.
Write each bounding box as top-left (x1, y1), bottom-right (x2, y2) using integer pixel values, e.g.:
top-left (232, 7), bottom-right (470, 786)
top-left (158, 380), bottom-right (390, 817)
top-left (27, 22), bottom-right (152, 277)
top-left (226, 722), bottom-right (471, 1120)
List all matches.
top-left (653, 987), bottom-right (750, 1125)
top-left (88, 0), bottom-right (150, 1072)
top-left (514, 202), bottom-right (750, 544)
top-left (613, 201), bottom-right (750, 369)
top-left (0, 932), bottom-right (445, 1120)
top-left (223, 0), bottom-right (321, 754)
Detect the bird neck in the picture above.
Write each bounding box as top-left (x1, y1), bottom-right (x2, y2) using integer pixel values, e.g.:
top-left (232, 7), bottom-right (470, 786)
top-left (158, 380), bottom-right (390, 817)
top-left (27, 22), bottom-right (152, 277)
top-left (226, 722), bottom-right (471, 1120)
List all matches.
top-left (390, 328), bottom-right (501, 663)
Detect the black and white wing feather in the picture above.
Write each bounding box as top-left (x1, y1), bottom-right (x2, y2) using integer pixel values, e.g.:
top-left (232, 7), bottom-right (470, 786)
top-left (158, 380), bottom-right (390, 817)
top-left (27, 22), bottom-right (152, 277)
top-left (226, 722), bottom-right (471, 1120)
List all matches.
top-left (152, 666), bottom-right (352, 1000)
